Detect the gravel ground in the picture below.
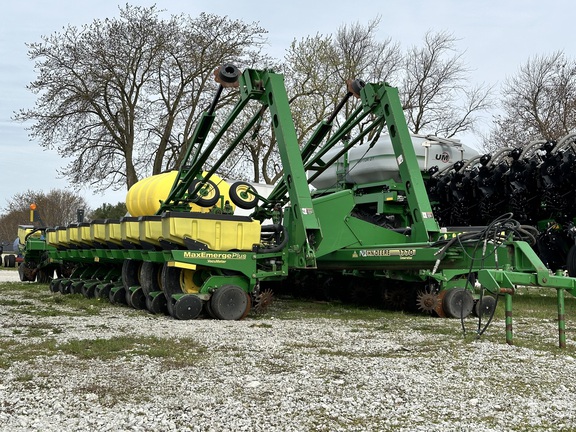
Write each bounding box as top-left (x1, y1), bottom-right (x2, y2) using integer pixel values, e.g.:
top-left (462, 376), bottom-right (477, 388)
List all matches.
top-left (1, 270), bottom-right (576, 431)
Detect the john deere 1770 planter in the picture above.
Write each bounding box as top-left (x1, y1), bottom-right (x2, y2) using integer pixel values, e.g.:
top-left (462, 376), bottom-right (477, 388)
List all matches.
top-left (17, 64), bottom-right (576, 348)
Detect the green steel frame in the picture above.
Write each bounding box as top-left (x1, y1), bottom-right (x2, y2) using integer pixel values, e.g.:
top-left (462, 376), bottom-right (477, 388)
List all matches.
top-left (29, 66), bottom-right (576, 342)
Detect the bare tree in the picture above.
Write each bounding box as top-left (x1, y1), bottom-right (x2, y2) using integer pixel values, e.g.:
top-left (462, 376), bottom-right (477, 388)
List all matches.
top-left (402, 31), bottom-right (492, 137)
top-left (218, 19), bottom-right (403, 184)
top-left (218, 25), bottom-right (489, 184)
top-left (485, 51), bottom-right (576, 151)
top-left (15, 5), bottom-right (268, 192)
top-left (0, 189), bottom-right (88, 245)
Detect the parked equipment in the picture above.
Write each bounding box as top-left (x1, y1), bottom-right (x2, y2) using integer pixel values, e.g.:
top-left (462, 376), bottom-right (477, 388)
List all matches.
top-left (16, 65), bottom-right (576, 336)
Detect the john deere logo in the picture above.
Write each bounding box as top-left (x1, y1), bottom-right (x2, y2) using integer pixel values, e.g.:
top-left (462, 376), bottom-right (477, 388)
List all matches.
top-left (435, 152), bottom-right (450, 163)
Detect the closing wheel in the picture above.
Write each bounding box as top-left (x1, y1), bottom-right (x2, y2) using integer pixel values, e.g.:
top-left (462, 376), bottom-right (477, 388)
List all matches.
top-left (59, 280), bottom-right (72, 294)
top-left (442, 288), bottom-right (474, 319)
top-left (473, 295), bottom-right (497, 318)
top-left (70, 280), bottom-right (84, 294)
top-left (110, 287), bottom-right (127, 305)
top-left (81, 282), bottom-right (97, 298)
top-left (96, 283), bottom-right (113, 299)
top-left (189, 179), bottom-right (220, 207)
top-left (49, 279), bottom-right (61, 293)
top-left (149, 293), bottom-right (168, 315)
top-left (204, 299), bottom-right (217, 319)
top-left (229, 181), bottom-right (259, 209)
top-left (210, 284), bottom-right (251, 320)
top-left (173, 295), bottom-right (203, 320)
top-left (416, 291), bottom-right (439, 314)
top-left (130, 287), bottom-right (147, 310)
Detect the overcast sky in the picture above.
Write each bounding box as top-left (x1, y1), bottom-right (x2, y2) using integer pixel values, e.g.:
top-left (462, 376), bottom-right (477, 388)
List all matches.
top-left (1, 0), bottom-right (574, 210)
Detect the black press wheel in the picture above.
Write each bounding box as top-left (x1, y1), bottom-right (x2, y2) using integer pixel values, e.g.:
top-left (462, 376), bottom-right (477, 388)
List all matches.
top-left (130, 287), bottom-right (147, 310)
top-left (149, 293), bottom-right (168, 315)
top-left (173, 295), bottom-right (203, 320)
top-left (210, 284), bottom-right (251, 320)
top-left (204, 299), bottom-right (217, 319)
top-left (442, 288), bottom-right (474, 319)
top-left (59, 280), bottom-right (72, 294)
top-left (96, 283), bottom-right (114, 299)
top-left (70, 280), bottom-right (84, 294)
top-left (473, 295), bottom-right (497, 318)
top-left (110, 286), bottom-right (127, 305)
top-left (81, 281), bottom-right (98, 298)
top-left (229, 181), bottom-right (259, 210)
top-left (49, 279), bottom-right (61, 293)
top-left (189, 179), bottom-right (220, 207)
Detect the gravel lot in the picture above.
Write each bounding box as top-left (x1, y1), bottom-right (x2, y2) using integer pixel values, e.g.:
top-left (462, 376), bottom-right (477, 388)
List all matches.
top-left (1, 269), bottom-right (576, 431)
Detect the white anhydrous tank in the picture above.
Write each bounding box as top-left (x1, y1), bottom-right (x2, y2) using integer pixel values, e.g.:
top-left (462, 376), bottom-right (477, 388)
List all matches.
top-left (309, 134), bottom-right (479, 189)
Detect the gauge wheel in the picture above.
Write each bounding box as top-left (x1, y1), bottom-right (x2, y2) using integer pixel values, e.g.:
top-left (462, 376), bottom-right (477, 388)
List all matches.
top-left (229, 181), bottom-right (258, 209)
top-left (189, 179), bottom-right (220, 207)
top-left (442, 288), bottom-right (474, 319)
top-left (210, 284), bottom-right (251, 320)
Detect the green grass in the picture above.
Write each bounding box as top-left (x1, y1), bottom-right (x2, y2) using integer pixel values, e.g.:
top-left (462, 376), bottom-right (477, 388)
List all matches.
top-left (0, 333), bottom-right (206, 369)
top-left (57, 335), bottom-right (206, 362)
top-left (262, 295), bottom-right (407, 321)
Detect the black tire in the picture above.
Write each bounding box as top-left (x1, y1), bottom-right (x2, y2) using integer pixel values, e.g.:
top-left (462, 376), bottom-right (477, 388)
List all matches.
top-left (148, 293), bottom-right (168, 315)
top-left (110, 287), bottom-right (127, 305)
top-left (70, 280), bottom-right (84, 294)
top-left (229, 181), bottom-right (258, 210)
top-left (130, 287), bottom-right (147, 310)
top-left (210, 284), bottom-right (251, 320)
top-left (81, 282), bottom-right (97, 298)
top-left (204, 299), bottom-right (217, 319)
top-left (442, 288), bottom-right (474, 319)
top-left (18, 262), bottom-right (36, 282)
top-left (161, 263), bottom-right (202, 300)
top-left (59, 280), bottom-right (72, 294)
top-left (189, 179), bottom-right (220, 207)
top-left (37, 269), bottom-right (51, 284)
top-left (161, 263), bottom-right (182, 303)
top-left (49, 279), bottom-right (61, 293)
top-left (140, 262), bottom-right (161, 297)
top-left (473, 295), bottom-right (497, 318)
top-left (8, 255), bottom-right (16, 268)
top-left (122, 259), bottom-right (141, 290)
top-left (96, 283), bottom-right (113, 300)
top-left (173, 295), bottom-right (203, 320)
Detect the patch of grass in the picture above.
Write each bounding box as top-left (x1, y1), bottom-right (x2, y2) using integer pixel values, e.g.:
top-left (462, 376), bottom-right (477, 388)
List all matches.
top-left (14, 373), bottom-right (34, 382)
top-left (0, 330), bottom-right (207, 369)
top-left (264, 297), bottom-right (403, 321)
top-left (75, 381), bottom-right (146, 408)
top-left (0, 299), bottom-right (34, 307)
top-left (249, 323), bottom-right (273, 328)
top-left (38, 294), bottom-right (110, 314)
top-left (58, 335), bottom-right (207, 365)
top-left (0, 338), bottom-right (59, 369)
